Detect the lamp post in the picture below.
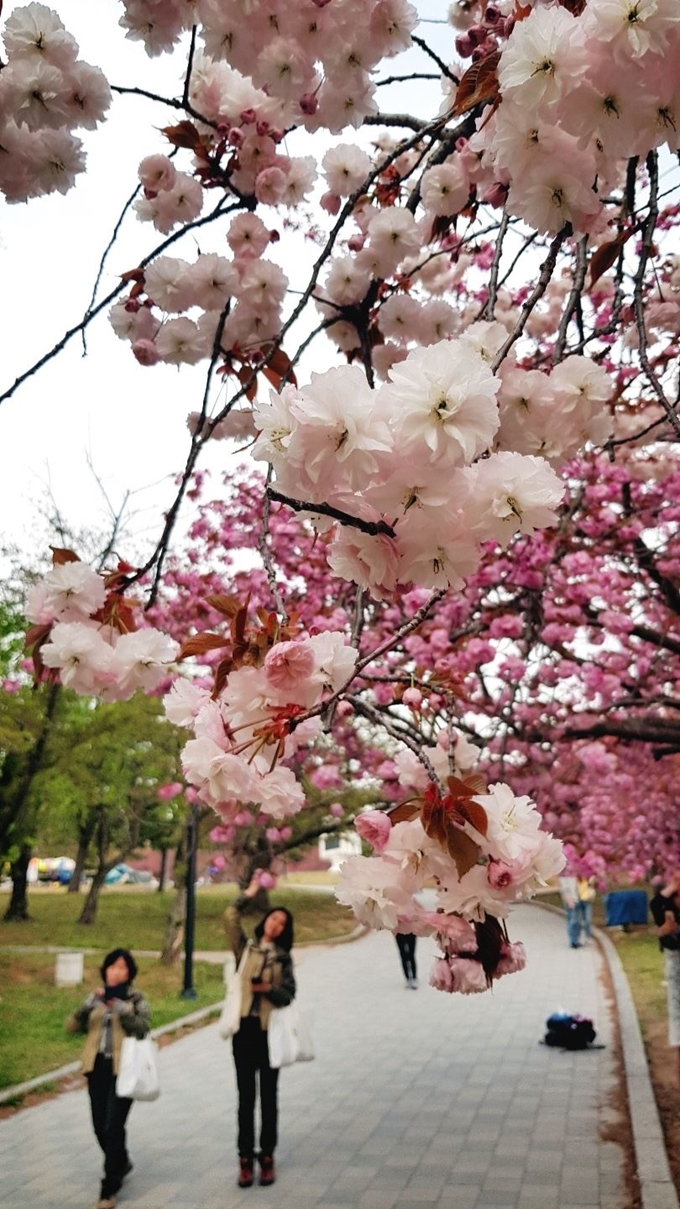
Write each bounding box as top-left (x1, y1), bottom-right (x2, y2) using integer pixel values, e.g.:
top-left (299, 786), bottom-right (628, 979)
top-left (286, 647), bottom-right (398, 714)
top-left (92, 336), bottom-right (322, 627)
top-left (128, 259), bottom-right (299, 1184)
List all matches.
top-left (180, 798), bottom-right (198, 1000)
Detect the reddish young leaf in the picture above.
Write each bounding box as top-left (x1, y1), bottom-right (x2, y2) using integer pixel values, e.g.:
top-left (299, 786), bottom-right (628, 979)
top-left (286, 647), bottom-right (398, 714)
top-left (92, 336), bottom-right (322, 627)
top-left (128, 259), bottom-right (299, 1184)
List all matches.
top-left (24, 622), bottom-right (52, 654)
top-left (162, 121), bottom-right (202, 150)
top-left (452, 51), bottom-right (500, 117)
top-left (213, 655), bottom-right (234, 699)
top-left (179, 632), bottom-right (230, 659)
top-left (50, 546), bottom-right (80, 565)
top-left (445, 827), bottom-right (483, 880)
top-left (120, 267), bottom-right (145, 284)
top-left (386, 801), bottom-right (419, 825)
top-left (206, 594), bottom-right (242, 619)
top-left (452, 798), bottom-right (489, 838)
top-left (588, 229), bottom-right (634, 287)
top-left (267, 348), bottom-right (298, 387)
top-left (236, 366), bottom-right (258, 402)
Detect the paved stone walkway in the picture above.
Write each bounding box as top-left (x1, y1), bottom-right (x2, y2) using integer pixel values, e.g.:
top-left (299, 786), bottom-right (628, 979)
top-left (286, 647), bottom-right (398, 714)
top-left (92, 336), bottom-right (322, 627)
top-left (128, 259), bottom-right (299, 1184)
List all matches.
top-left (0, 905), bottom-right (625, 1209)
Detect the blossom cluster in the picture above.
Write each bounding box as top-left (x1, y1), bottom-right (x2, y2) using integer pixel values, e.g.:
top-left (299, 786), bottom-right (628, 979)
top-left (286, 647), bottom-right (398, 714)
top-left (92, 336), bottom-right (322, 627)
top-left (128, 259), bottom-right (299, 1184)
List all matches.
top-left (252, 335), bottom-right (612, 595)
top-left (459, 0), bottom-right (680, 237)
top-left (337, 780), bottom-right (564, 994)
top-left (120, 0), bottom-right (416, 132)
top-left (110, 211), bottom-right (288, 368)
top-left (0, 3), bottom-right (110, 202)
top-left (25, 558), bottom-right (178, 699)
top-left (164, 630), bottom-right (357, 820)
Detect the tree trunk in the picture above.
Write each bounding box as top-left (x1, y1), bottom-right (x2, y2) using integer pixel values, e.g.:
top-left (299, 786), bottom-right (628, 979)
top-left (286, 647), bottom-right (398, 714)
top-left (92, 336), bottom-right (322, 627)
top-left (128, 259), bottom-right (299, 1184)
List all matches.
top-left (161, 834), bottom-right (186, 964)
top-left (78, 867), bottom-right (107, 925)
top-left (68, 815), bottom-right (97, 894)
top-left (4, 843), bottom-right (32, 922)
top-left (78, 806), bottom-right (109, 926)
top-left (157, 846), bottom-right (169, 893)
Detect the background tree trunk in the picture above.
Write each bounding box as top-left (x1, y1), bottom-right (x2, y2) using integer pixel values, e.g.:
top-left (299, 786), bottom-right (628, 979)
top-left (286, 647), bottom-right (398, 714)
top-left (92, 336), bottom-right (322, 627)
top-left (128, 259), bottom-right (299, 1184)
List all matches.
top-left (78, 866), bottom-right (107, 925)
top-left (157, 845), bottom-right (169, 893)
top-left (3, 843), bottom-right (32, 922)
top-left (161, 834), bottom-right (186, 964)
top-left (68, 809), bottom-right (98, 894)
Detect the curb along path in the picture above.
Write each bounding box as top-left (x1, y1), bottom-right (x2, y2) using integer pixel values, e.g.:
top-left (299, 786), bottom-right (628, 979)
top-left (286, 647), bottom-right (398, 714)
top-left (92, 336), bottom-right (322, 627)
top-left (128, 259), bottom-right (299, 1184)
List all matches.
top-left (0, 905), bottom-right (656, 1208)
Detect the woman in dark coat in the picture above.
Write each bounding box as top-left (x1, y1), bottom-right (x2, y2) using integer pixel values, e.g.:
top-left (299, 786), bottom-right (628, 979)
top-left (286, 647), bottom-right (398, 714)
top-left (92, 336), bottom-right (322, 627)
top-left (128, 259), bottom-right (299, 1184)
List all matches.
top-left (67, 948), bottom-right (150, 1209)
top-left (223, 879), bottom-right (296, 1189)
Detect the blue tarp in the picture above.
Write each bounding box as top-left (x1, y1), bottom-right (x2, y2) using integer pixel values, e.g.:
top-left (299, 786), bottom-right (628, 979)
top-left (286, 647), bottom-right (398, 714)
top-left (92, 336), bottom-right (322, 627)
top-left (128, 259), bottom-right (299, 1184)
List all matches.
top-left (605, 889), bottom-right (648, 926)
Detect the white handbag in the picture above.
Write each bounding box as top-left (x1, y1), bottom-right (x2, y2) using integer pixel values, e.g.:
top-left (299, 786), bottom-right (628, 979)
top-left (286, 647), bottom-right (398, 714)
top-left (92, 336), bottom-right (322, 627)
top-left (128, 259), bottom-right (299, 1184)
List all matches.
top-left (115, 1036), bottom-right (160, 1101)
top-left (219, 949), bottom-right (245, 1039)
top-left (268, 1001), bottom-right (315, 1070)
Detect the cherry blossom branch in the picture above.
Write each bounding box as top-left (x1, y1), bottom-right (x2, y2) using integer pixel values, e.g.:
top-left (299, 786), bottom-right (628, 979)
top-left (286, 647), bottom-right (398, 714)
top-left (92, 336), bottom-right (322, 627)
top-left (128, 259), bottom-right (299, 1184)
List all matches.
top-left (376, 72), bottom-right (439, 87)
top-left (81, 181), bottom-right (143, 354)
top-left (363, 113), bottom-right (427, 132)
top-left (110, 80), bottom-right (217, 131)
top-left (265, 489), bottom-right (396, 538)
top-left (484, 210), bottom-right (509, 320)
top-left (552, 236), bottom-right (588, 363)
top-left (348, 694), bottom-right (443, 786)
top-left (182, 25), bottom-right (198, 109)
top-left (0, 196), bottom-right (238, 405)
top-left (352, 588), bottom-right (447, 680)
top-left (411, 33), bottom-right (459, 85)
top-left (259, 468), bottom-right (289, 623)
top-left (496, 230), bottom-right (539, 291)
top-left (491, 226), bottom-right (568, 373)
top-left (632, 152), bottom-right (680, 437)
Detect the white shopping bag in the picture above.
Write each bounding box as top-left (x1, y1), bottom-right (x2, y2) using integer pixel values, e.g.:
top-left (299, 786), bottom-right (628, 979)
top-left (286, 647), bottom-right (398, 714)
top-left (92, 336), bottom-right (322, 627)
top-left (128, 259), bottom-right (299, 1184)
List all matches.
top-left (115, 1036), bottom-right (161, 1102)
top-left (268, 1002), bottom-right (315, 1070)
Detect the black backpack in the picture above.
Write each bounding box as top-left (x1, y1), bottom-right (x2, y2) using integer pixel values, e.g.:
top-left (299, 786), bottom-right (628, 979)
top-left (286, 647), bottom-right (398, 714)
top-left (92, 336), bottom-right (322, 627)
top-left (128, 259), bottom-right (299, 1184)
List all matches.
top-left (544, 1012), bottom-right (596, 1050)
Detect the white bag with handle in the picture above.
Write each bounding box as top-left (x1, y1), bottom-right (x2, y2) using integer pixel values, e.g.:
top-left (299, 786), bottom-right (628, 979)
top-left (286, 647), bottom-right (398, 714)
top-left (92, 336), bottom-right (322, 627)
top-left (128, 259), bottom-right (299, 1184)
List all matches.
top-left (268, 1001), bottom-right (315, 1069)
top-left (218, 948), bottom-right (246, 1039)
top-left (115, 1035), bottom-right (160, 1101)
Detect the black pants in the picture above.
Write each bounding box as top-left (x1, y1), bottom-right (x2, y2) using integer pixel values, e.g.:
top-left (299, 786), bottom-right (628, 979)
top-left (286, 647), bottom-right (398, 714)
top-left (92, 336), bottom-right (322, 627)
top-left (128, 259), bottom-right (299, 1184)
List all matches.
top-left (396, 933), bottom-right (417, 981)
top-left (232, 1017), bottom-right (279, 1160)
top-left (87, 1054), bottom-right (133, 1198)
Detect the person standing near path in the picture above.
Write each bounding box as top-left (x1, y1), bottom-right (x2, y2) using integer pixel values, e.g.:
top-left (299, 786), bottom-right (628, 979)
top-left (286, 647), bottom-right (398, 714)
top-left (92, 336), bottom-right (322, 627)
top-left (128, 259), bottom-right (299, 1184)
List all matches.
top-left (223, 878), bottom-right (296, 1190)
top-left (395, 933), bottom-right (418, 988)
top-left (559, 874), bottom-right (583, 948)
top-left (650, 869), bottom-right (680, 1087)
top-left (66, 948), bottom-right (150, 1209)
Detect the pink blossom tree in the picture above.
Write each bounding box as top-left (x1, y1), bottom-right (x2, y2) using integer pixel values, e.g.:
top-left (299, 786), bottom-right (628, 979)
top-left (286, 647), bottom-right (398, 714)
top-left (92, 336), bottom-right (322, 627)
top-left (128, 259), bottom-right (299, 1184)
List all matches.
top-left (6, 0), bottom-right (680, 990)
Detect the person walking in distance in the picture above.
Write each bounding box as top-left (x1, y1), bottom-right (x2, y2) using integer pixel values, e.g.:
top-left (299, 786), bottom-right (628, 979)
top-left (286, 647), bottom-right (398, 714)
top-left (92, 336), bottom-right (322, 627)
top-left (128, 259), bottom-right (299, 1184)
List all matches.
top-left (223, 877), bottom-right (296, 1189)
top-left (66, 949), bottom-right (150, 1209)
top-left (650, 869), bottom-right (680, 1087)
top-left (396, 933), bottom-right (418, 988)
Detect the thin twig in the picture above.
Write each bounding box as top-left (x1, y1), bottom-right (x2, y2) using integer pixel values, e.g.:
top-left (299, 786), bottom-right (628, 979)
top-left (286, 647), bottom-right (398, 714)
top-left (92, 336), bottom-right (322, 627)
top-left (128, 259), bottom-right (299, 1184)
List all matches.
top-left (81, 183), bottom-right (142, 354)
top-left (266, 489), bottom-right (396, 538)
top-left (632, 152), bottom-right (680, 437)
top-left (259, 467), bottom-right (289, 622)
top-left (412, 34), bottom-right (459, 84)
top-left (552, 236), bottom-right (588, 363)
top-left (484, 209), bottom-right (509, 320)
top-left (0, 196), bottom-right (238, 406)
top-left (491, 227), bottom-right (568, 373)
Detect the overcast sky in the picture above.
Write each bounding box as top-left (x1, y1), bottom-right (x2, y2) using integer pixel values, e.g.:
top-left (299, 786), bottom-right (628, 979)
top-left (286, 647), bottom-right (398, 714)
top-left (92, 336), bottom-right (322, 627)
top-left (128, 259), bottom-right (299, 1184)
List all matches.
top-left (0, 0), bottom-right (443, 566)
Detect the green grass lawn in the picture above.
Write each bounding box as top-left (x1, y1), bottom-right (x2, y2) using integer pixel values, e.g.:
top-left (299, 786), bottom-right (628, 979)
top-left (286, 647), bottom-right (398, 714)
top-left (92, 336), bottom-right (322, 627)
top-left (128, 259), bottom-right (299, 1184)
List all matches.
top-left (0, 887), bottom-right (357, 1092)
top-left (0, 885), bottom-right (356, 952)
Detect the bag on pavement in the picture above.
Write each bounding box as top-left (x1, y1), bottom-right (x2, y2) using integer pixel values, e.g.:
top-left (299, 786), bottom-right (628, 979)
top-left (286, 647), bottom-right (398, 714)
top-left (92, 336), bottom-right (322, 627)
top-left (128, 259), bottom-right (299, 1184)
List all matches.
top-left (544, 1011), bottom-right (596, 1050)
top-left (116, 1036), bottom-right (161, 1101)
top-left (268, 1001), bottom-right (315, 1069)
top-left (219, 949), bottom-right (245, 1039)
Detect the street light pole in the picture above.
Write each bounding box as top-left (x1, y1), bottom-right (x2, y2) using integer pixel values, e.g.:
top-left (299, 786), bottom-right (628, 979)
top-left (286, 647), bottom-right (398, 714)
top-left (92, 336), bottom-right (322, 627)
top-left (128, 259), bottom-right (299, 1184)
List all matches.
top-left (180, 799), bottom-right (198, 1000)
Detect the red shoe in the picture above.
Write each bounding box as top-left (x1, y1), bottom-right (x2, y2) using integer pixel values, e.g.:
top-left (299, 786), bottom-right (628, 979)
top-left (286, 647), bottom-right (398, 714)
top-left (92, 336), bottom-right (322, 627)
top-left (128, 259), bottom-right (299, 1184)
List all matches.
top-left (259, 1155), bottom-right (276, 1186)
top-left (238, 1157), bottom-right (254, 1188)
